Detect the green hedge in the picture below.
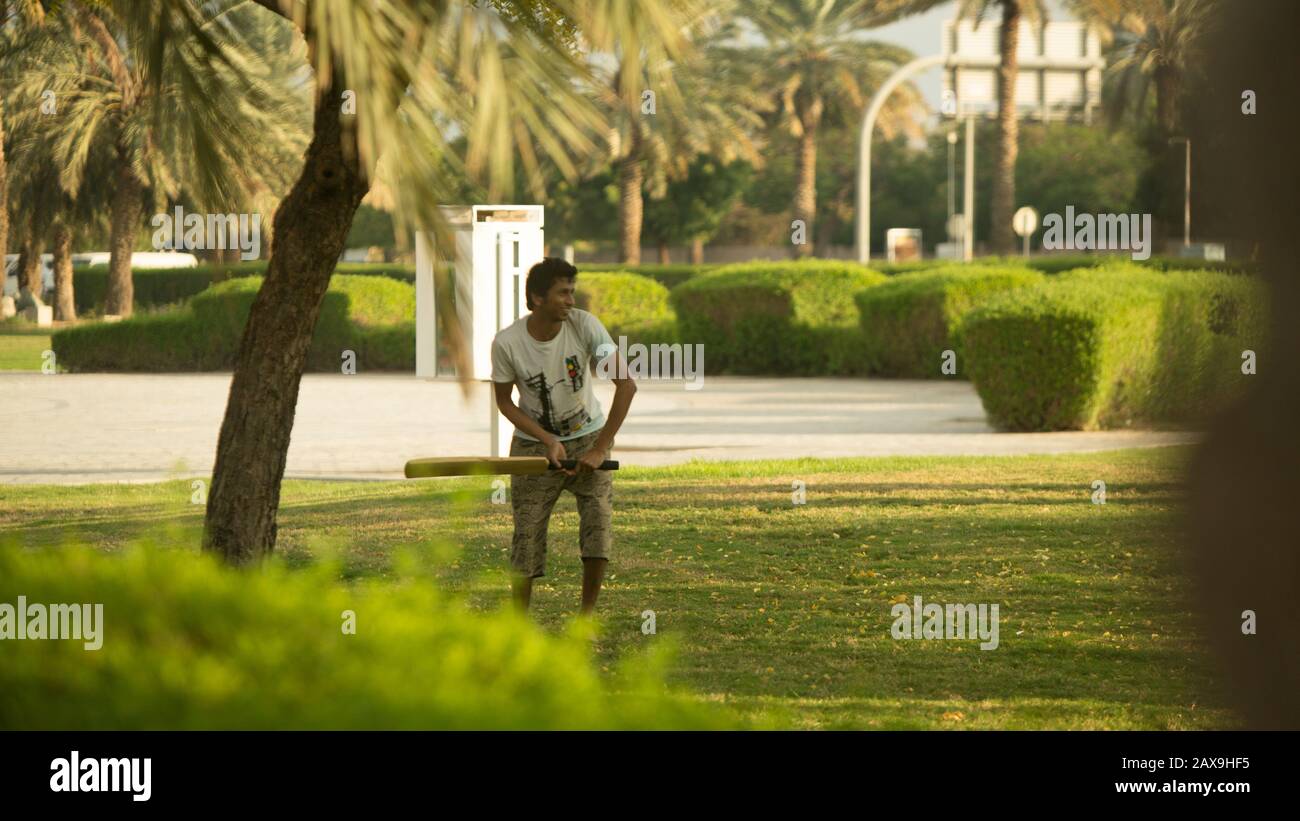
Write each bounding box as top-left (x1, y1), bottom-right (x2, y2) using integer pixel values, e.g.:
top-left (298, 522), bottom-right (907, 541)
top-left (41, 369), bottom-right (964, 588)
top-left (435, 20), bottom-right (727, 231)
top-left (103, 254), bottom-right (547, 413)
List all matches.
top-left (856, 264), bottom-right (1043, 377)
top-left (585, 263), bottom-right (721, 290)
top-left (73, 261), bottom-right (418, 313)
top-left (1144, 269), bottom-right (1270, 423)
top-left (53, 274), bottom-right (416, 372)
top-left (73, 263), bottom-right (256, 313)
top-left (1021, 254), bottom-right (1257, 275)
top-left (670, 259), bottom-right (886, 374)
top-left (0, 541), bottom-right (735, 729)
top-left (858, 255), bottom-right (1257, 277)
top-left (959, 265), bottom-right (1268, 431)
top-left (575, 270), bottom-right (679, 346)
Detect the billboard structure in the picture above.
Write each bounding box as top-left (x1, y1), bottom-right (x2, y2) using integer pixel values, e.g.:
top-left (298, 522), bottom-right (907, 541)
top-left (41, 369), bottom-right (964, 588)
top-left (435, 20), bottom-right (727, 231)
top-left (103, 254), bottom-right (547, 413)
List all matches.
top-left (940, 19), bottom-right (1104, 122)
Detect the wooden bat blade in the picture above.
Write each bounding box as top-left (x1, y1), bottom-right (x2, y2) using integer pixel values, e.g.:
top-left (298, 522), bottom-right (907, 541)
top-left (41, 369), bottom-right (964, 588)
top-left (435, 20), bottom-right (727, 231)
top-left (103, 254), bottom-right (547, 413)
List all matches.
top-left (404, 457), bottom-right (620, 478)
top-left (404, 457), bottom-right (551, 478)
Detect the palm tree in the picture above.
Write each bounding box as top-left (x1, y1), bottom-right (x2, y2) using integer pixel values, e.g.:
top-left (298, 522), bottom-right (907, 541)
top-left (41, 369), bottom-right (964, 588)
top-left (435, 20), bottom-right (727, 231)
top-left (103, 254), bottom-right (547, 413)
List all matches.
top-left (1068, 0), bottom-right (1212, 134)
top-left (0, 95), bottom-right (7, 274)
top-left (4, 125), bottom-right (64, 307)
top-left (3, 1), bottom-right (304, 317)
top-left (0, 1), bottom-right (47, 274)
top-left (738, 0), bottom-right (924, 256)
top-left (877, 0), bottom-right (1045, 255)
top-left (578, 1), bottom-right (768, 264)
top-left (169, 0), bottom-right (632, 564)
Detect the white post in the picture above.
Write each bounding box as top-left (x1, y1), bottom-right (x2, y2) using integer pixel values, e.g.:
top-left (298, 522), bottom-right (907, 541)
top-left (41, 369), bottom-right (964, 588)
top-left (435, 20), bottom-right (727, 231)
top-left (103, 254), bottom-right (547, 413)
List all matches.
top-left (490, 232), bottom-right (522, 458)
top-left (415, 231), bottom-right (437, 378)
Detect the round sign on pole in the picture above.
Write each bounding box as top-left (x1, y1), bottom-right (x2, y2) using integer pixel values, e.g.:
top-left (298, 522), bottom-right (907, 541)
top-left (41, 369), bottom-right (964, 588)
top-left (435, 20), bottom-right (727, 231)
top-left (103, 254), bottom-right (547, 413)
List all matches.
top-left (1013, 206), bottom-right (1038, 237)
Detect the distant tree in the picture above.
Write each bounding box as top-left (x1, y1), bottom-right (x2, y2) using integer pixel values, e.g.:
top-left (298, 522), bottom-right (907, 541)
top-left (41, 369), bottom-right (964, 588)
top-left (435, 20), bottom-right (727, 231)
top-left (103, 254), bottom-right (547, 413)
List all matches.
top-left (344, 205), bottom-right (396, 251)
top-left (1068, 0), bottom-right (1213, 134)
top-left (2, 1), bottom-right (306, 316)
top-left (642, 156), bottom-right (752, 263)
top-left (736, 0), bottom-right (923, 256)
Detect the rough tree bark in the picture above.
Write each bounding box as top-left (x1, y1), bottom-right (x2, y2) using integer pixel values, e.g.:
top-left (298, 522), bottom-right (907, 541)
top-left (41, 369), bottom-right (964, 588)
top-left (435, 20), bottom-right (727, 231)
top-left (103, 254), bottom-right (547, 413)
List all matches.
top-left (0, 105), bottom-right (8, 266)
top-left (19, 231), bottom-right (43, 296)
top-left (52, 219), bottom-right (75, 320)
top-left (690, 237), bottom-right (703, 264)
top-left (657, 241), bottom-right (670, 264)
top-left (990, 0), bottom-right (1021, 255)
top-left (792, 94), bottom-right (822, 258)
top-left (105, 159), bottom-right (142, 317)
top-left (201, 75), bottom-right (370, 565)
top-left (618, 127), bottom-right (643, 264)
top-left (1154, 64), bottom-right (1178, 134)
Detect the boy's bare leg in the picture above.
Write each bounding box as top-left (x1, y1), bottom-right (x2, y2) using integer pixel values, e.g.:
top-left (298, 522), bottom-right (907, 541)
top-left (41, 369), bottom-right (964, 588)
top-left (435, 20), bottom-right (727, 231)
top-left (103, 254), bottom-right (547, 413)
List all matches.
top-left (580, 557), bottom-right (607, 615)
top-left (512, 575), bottom-right (534, 612)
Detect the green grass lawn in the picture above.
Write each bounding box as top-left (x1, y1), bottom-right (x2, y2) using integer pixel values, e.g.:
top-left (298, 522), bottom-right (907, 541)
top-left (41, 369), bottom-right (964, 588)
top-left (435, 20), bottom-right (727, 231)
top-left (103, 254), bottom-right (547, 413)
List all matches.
top-left (0, 332), bottom-right (52, 370)
top-left (0, 446), bottom-right (1237, 729)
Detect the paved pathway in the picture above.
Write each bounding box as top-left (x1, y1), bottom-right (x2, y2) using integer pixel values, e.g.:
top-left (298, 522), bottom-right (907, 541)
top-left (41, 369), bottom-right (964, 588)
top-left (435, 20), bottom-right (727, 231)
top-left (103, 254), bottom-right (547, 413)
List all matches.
top-left (0, 373), bottom-right (1198, 484)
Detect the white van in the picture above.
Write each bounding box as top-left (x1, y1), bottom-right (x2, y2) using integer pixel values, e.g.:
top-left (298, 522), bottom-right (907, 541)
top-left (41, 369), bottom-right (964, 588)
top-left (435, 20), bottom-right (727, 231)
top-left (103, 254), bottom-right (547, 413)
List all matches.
top-left (3, 251), bottom-right (198, 298)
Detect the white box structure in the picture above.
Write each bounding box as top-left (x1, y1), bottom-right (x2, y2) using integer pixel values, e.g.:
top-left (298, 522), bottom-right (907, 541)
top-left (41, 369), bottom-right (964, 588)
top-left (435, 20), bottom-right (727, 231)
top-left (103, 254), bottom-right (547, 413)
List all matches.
top-left (941, 19), bottom-right (1104, 122)
top-left (415, 204), bottom-right (545, 456)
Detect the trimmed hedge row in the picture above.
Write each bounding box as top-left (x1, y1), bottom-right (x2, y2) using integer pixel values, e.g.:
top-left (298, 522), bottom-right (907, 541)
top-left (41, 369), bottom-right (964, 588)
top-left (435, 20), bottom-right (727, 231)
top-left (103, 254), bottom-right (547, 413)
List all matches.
top-left (959, 265), bottom-right (1268, 431)
top-left (856, 264), bottom-right (1044, 377)
top-left (585, 263), bottom-right (721, 290)
top-left (72, 261), bottom-right (418, 313)
top-left (53, 274), bottom-right (416, 372)
top-left (863, 255), bottom-right (1256, 277)
top-left (670, 259), bottom-right (886, 375)
top-left (1021, 254), bottom-right (1257, 276)
top-left (0, 542), bottom-right (736, 729)
top-left (576, 271), bottom-right (679, 346)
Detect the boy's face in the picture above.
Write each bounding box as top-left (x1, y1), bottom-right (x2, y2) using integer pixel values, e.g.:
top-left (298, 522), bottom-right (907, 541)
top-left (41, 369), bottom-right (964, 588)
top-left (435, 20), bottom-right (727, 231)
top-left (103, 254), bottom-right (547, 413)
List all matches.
top-left (532, 277), bottom-right (576, 321)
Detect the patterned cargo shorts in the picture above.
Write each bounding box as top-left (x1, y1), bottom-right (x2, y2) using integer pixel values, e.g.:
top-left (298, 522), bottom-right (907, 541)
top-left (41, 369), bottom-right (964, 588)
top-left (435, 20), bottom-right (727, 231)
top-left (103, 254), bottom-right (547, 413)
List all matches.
top-left (509, 429), bottom-right (614, 579)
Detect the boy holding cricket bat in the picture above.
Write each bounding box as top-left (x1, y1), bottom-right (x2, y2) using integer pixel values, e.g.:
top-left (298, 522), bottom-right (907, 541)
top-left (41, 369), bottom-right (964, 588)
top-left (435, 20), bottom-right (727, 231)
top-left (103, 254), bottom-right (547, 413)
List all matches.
top-left (490, 258), bottom-right (637, 615)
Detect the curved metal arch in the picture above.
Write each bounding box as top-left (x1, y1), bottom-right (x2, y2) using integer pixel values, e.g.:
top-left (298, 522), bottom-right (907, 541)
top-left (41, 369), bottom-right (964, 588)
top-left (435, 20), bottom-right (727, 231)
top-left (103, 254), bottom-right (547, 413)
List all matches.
top-left (855, 53), bottom-right (948, 262)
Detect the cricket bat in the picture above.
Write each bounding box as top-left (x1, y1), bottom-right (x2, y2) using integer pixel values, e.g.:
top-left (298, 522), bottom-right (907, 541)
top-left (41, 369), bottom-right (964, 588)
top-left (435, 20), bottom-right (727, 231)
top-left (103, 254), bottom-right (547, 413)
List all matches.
top-left (404, 456), bottom-right (620, 478)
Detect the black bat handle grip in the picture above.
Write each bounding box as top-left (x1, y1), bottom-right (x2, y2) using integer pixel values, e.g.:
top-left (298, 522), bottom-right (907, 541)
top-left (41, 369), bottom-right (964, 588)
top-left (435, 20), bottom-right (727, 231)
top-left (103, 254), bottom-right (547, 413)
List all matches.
top-left (556, 459), bottom-right (619, 471)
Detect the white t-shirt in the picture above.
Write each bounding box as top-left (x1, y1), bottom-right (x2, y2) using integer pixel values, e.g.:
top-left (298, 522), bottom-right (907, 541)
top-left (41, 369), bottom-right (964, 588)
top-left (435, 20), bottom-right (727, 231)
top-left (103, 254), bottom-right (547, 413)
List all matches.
top-left (490, 308), bottom-right (616, 442)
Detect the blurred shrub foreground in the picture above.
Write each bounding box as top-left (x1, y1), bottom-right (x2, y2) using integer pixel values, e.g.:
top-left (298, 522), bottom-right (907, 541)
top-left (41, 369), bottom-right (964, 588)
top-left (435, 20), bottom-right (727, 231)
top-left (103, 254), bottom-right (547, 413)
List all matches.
top-left (0, 535), bottom-right (741, 730)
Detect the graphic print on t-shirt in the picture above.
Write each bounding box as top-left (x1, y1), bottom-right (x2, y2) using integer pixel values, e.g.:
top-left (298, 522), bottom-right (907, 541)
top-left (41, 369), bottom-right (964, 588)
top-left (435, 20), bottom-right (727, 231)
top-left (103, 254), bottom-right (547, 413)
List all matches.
top-left (523, 366), bottom-right (593, 436)
top-left (565, 355), bottom-right (584, 392)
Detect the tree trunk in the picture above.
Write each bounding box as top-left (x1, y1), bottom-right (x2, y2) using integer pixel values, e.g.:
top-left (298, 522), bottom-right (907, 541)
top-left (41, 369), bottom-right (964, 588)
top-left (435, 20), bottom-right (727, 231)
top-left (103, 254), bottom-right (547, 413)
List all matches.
top-left (19, 232), bottom-right (44, 296)
top-left (690, 237), bottom-right (704, 264)
top-left (990, 0), bottom-right (1021, 256)
top-left (618, 128), bottom-right (643, 265)
top-left (657, 241), bottom-right (670, 264)
top-left (1155, 64), bottom-right (1178, 134)
top-left (792, 95), bottom-right (822, 258)
top-left (52, 220), bottom-right (75, 321)
top-left (105, 159), bottom-right (143, 317)
top-left (0, 105), bottom-right (9, 266)
top-left (201, 78), bottom-right (369, 565)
